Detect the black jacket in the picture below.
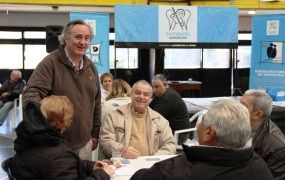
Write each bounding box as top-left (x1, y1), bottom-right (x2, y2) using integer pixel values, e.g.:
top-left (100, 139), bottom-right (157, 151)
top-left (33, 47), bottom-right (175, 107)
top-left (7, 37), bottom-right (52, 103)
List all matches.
top-left (149, 87), bottom-right (190, 133)
top-left (253, 119), bottom-right (285, 180)
top-left (131, 144), bottom-right (273, 180)
top-left (0, 78), bottom-right (25, 101)
top-left (11, 102), bottom-right (110, 180)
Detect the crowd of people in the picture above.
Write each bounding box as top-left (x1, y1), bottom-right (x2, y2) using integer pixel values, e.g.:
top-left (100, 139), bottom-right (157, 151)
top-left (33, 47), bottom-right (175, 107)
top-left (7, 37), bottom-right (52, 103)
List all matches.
top-left (2, 19), bottom-right (284, 180)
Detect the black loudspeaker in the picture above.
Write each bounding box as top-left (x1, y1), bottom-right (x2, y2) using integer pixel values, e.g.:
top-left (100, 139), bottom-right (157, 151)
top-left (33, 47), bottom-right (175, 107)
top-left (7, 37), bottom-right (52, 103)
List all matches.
top-left (45, 26), bottom-right (64, 53)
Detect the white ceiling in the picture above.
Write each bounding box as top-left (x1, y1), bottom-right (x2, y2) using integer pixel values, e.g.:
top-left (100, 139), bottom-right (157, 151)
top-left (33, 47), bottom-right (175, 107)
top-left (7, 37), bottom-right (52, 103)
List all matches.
top-left (0, 4), bottom-right (285, 17)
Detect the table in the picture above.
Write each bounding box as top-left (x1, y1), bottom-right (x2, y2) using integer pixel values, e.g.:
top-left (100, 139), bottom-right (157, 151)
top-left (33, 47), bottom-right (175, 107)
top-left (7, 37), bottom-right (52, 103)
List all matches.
top-left (183, 97), bottom-right (285, 134)
top-left (112, 155), bottom-right (176, 180)
top-left (168, 81), bottom-right (202, 97)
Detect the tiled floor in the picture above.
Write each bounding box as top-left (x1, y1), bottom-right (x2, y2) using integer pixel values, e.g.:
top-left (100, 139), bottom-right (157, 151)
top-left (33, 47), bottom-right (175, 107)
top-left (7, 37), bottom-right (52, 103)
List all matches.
top-left (0, 113), bottom-right (18, 180)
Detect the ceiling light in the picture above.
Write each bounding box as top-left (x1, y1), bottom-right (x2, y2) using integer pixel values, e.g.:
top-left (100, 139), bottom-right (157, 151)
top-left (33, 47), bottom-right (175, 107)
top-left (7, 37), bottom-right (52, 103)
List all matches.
top-left (248, 10), bottom-right (256, 15)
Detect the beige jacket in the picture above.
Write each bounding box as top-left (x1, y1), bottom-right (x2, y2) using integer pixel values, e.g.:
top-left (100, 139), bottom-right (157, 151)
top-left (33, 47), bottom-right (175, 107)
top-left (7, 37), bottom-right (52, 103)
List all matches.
top-left (99, 103), bottom-right (176, 158)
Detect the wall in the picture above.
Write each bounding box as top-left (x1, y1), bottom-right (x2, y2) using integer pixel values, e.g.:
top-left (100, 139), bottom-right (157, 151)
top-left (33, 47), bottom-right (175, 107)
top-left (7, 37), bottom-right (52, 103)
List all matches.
top-left (0, 12), bottom-right (69, 27)
top-left (0, 12), bottom-right (115, 27)
top-left (239, 16), bottom-right (252, 31)
top-left (0, 11), bottom-right (248, 31)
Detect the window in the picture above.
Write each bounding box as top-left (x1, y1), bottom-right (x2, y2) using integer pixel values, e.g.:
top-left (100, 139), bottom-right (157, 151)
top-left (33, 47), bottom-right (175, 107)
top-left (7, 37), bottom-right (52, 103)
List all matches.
top-left (238, 33), bottom-right (252, 40)
top-left (24, 31), bottom-right (45, 39)
top-left (109, 45), bottom-right (138, 69)
top-left (0, 44), bottom-right (23, 69)
top-left (164, 49), bottom-right (201, 69)
top-left (237, 46), bottom-right (251, 68)
top-left (24, 45), bottom-right (48, 69)
top-left (0, 31), bottom-right (22, 39)
top-left (0, 28), bottom-right (46, 70)
top-left (203, 49), bottom-right (230, 68)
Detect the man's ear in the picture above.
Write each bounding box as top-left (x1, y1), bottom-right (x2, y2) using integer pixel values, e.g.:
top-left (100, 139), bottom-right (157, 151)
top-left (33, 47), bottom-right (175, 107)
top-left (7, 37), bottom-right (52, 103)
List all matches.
top-left (203, 125), bottom-right (216, 143)
top-left (207, 126), bottom-right (216, 144)
top-left (256, 109), bottom-right (264, 119)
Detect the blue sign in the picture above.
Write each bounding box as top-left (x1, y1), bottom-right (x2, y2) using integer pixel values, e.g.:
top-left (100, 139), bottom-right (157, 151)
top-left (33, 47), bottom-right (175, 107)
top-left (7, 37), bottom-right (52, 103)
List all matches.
top-left (250, 14), bottom-right (285, 92)
top-left (70, 12), bottom-right (110, 74)
top-left (115, 5), bottom-right (238, 48)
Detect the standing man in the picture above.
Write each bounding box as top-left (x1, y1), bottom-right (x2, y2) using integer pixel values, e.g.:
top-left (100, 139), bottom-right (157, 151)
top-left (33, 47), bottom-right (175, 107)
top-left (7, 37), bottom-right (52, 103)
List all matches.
top-left (0, 70), bottom-right (26, 126)
top-left (240, 89), bottom-right (285, 180)
top-left (100, 80), bottom-right (176, 159)
top-left (149, 74), bottom-right (190, 144)
top-left (22, 20), bottom-right (101, 160)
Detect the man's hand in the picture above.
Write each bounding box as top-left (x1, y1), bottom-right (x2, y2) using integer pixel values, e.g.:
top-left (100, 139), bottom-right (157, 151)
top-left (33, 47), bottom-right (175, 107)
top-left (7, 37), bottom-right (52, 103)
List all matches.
top-left (1, 92), bottom-right (9, 98)
top-left (93, 161), bottom-right (115, 177)
top-left (92, 138), bottom-right (98, 151)
top-left (121, 146), bottom-right (140, 159)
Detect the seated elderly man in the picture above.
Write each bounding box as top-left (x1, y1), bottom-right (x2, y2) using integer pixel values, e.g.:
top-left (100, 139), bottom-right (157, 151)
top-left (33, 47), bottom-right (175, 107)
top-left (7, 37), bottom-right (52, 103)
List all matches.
top-left (130, 99), bottom-right (273, 180)
top-left (0, 69), bottom-right (26, 126)
top-left (100, 80), bottom-right (176, 159)
top-left (240, 89), bottom-right (285, 180)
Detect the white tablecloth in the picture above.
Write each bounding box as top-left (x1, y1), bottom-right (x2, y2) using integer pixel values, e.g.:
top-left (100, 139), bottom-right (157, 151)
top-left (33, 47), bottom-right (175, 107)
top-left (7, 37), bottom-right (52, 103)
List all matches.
top-left (111, 155), bottom-right (177, 180)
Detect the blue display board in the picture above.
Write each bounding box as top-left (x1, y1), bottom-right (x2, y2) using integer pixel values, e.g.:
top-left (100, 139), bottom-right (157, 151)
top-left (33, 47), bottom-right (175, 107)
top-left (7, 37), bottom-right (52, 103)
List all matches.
top-left (70, 12), bottom-right (110, 75)
top-left (250, 14), bottom-right (285, 92)
top-left (115, 5), bottom-right (238, 48)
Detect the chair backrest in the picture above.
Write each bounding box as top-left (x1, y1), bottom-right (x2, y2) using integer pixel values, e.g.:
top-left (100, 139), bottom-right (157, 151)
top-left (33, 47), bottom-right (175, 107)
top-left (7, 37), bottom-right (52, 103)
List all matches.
top-left (1, 157), bottom-right (16, 180)
top-left (19, 94), bottom-right (23, 122)
top-left (174, 109), bottom-right (208, 151)
top-left (190, 109), bottom-right (208, 141)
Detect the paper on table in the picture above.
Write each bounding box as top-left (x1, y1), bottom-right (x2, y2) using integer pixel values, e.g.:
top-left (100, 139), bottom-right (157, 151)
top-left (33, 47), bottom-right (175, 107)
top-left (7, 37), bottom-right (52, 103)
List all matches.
top-left (273, 101), bottom-right (285, 107)
top-left (114, 164), bottom-right (135, 176)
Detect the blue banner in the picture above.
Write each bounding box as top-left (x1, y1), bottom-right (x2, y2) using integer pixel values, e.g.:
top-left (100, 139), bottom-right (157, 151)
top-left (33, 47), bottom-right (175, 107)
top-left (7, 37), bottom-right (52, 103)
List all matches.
top-left (250, 14), bottom-right (285, 93)
top-left (70, 12), bottom-right (110, 74)
top-left (115, 5), bottom-right (238, 48)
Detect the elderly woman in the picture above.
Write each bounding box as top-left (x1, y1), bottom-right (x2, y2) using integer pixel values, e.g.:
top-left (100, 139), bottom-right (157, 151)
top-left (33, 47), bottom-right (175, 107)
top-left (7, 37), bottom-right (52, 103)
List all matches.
top-left (101, 79), bottom-right (132, 123)
top-left (100, 73), bottom-right (113, 104)
top-left (11, 95), bottom-right (114, 179)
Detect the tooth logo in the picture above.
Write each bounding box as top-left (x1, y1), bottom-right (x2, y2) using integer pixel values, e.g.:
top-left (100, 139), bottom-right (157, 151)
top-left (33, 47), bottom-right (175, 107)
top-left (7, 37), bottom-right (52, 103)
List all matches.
top-left (166, 8), bottom-right (191, 31)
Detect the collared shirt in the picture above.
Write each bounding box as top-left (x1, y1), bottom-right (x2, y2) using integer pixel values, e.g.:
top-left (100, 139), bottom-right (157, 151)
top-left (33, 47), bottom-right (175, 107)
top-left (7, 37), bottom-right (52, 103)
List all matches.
top-left (64, 49), bottom-right (83, 70)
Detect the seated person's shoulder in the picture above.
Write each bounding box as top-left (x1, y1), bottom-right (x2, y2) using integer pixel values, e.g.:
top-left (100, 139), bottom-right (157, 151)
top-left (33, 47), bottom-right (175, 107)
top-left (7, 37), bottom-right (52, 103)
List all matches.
top-left (260, 129), bottom-right (285, 151)
top-left (149, 108), bottom-right (169, 122)
top-left (268, 121), bottom-right (285, 145)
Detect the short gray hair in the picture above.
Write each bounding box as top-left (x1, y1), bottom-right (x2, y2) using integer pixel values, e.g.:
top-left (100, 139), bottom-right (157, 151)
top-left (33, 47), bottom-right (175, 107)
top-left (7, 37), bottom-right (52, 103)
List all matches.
top-left (131, 80), bottom-right (153, 95)
top-left (58, 19), bottom-right (94, 45)
top-left (203, 99), bottom-right (251, 149)
top-left (12, 69), bottom-right (21, 78)
top-left (244, 89), bottom-right (273, 118)
top-left (152, 74), bottom-right (167, 84)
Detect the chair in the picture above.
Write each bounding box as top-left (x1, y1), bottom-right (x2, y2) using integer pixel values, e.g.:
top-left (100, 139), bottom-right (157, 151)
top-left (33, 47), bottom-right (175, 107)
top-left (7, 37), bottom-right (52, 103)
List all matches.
top-left (1, 157), bottom-right (16, 180)
top-left (174, 110), bottom-right (208, 150)
top-left (10, 94), bottom-right (23, 128)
